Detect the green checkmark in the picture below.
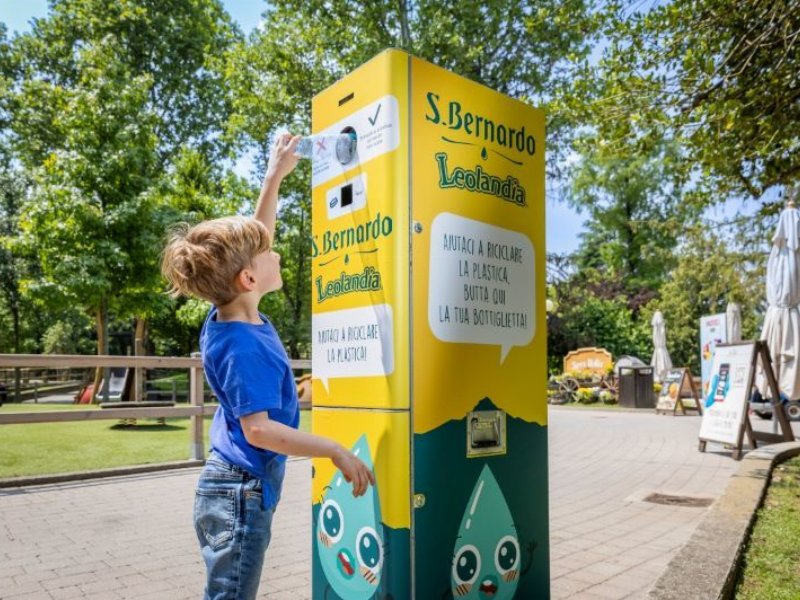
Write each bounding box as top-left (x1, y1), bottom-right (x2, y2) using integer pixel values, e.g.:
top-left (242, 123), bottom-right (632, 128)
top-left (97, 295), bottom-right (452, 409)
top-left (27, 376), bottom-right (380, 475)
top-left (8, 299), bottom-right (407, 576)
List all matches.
top-left (368, 104), bottom-right (382, 126)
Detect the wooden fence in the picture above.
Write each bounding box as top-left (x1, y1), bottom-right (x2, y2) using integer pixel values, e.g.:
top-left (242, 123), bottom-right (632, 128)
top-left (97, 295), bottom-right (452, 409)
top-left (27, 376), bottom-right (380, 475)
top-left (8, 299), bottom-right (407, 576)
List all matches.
top-left (0, 354), bottom-right (311, 462)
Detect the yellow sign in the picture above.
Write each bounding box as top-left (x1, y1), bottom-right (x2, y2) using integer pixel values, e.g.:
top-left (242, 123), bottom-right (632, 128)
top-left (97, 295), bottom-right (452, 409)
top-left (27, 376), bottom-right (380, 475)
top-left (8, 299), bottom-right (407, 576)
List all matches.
top-left (564, 347), bottom-right (613, 376)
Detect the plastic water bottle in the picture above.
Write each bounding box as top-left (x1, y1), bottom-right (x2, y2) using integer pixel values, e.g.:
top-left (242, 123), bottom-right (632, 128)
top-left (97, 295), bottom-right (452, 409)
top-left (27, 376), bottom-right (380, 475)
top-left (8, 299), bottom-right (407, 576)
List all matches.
top-left (293, 137), bottom-right (315, 159)
top-left (293, 133), bottom-right (357, 164)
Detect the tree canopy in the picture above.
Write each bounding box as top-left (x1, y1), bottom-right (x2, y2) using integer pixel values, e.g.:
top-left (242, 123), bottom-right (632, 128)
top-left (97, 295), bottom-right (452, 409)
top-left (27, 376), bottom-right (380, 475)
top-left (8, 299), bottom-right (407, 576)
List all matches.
top-left (587, 0), bottom-right (800, 204)
top-left (5, 0), bottom-right (242, 356)
top-left (0, 0), bottom-right (794, 381)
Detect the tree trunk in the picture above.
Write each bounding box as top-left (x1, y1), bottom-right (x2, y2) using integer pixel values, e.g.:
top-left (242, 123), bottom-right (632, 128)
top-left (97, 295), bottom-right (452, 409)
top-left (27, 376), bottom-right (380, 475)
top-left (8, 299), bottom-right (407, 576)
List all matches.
top-left (398, 0), bottom-right (412, 50)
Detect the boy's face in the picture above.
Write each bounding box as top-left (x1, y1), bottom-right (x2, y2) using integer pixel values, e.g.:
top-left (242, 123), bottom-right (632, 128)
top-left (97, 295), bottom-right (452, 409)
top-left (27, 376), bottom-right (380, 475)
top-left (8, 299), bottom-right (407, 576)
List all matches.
top-left (251, 248), bottom-right (282, 294)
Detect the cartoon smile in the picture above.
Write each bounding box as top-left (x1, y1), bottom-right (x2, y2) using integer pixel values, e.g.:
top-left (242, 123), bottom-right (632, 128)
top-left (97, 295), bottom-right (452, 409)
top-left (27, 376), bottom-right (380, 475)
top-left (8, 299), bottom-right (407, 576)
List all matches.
top-left (337, 549), bottom-right (355, 578)
top-left (479, 575), bottom-right (499, 597)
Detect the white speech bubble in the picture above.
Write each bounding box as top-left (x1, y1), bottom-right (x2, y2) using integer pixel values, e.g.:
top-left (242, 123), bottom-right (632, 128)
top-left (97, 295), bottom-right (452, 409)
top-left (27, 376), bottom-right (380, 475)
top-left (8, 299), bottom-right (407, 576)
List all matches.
top-left (428, 213), bottom-right (535, 363)
top-left (312, 304), bottom-right (394, 392)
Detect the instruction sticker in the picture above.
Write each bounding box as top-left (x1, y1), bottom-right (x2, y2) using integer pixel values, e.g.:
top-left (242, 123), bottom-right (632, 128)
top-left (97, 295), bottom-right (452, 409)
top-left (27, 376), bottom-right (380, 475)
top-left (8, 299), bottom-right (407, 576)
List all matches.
top-left (325, 173), bottom-right (367, 220)
top-left (428, 213), bottom-right (534, 363)
top-left (312, 304), bottom-right (394, 391)
top-left (312, 95), bottom-right (400, 188)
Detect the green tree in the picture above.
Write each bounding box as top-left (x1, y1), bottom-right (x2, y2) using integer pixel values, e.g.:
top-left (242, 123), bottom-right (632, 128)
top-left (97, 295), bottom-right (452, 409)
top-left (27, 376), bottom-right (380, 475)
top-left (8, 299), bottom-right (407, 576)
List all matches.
top-left (645, 225), bottom-right (763, 371)
top-left (15, 44), bottom-right (160, 361)
top-left (569, 140), bottom-right (698, 295)
top-left (6, 0), bottom-right (240, 362)
top-left (11, 0), bottom-right (239, 164)
top-left (593, 0), bottom-right (800, 203)
top-left (145, 148), bottom-right (254, 356)
top-left (547, 265), bottom-right (652, 373)
top-left (0, 167), bottom-right (28, 355)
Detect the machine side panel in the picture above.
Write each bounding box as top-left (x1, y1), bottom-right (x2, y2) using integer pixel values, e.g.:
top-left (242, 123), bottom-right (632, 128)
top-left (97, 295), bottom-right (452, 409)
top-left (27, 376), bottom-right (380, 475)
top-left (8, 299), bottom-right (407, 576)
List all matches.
top-left (409, 56), bottom-right (550, 598)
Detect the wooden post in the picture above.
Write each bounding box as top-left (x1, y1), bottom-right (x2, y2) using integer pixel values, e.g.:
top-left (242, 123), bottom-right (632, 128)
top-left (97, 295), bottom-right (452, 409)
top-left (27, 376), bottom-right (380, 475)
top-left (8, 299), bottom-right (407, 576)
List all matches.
top-left (758, 342), bottom-right (794, 442)
top-left (189, 366), bottom-right (205, 460)
top-left (732, 344), bottom-right (759, 459)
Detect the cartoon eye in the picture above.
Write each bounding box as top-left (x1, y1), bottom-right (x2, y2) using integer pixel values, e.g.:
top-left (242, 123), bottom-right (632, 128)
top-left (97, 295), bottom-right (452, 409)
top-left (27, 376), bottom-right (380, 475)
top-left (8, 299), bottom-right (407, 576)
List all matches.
top-left (355, 526), bottom-right (383, 572)
top-left (452, 544), bottom-right (481, 586)
top-left (319, 499), bottom-right (344, 544)
top-left (494, 535), bottom-right (520, 575)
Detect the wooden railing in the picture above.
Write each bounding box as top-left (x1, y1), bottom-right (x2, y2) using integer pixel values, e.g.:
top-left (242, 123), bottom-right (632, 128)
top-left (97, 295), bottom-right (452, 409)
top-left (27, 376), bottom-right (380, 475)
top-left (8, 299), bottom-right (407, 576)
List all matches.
top-left (0, 354), bottom-right (311, 462)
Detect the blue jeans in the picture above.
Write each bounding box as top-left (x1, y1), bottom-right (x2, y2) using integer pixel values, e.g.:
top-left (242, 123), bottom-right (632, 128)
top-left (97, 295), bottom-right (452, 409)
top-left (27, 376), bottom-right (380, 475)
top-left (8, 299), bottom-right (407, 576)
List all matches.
top-left (194, 452), bottom-right (275, 600)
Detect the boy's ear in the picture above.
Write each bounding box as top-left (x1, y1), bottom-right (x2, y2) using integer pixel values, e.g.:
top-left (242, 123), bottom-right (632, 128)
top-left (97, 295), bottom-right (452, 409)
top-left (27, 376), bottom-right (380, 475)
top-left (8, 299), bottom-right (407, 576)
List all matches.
top-left (235, 268), bottom-right (257, 292)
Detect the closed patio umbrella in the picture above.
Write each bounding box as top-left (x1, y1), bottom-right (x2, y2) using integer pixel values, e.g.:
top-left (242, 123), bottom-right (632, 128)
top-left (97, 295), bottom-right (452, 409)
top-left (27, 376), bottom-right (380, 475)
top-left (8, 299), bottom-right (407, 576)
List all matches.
top-left (651, 310), bottom-right (672, 382)
top-left (726, 302), bottom-right (742, 343)
top-left (758, 200), bottom-right (800, 400)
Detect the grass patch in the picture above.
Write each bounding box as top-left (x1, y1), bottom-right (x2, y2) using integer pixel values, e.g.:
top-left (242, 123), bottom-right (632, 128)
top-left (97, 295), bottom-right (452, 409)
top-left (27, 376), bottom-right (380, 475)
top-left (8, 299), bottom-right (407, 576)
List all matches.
top-left (736, 455), bottom-right (800, 600)
top-left (148, 372), bottom-right (189, 391)
top-left (0, 404), bottom-right (311, 478)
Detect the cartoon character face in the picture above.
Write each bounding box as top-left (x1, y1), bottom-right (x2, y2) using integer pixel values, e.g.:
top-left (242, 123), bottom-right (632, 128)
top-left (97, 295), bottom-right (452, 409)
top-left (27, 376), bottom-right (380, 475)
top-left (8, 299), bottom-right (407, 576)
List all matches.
top-left (451, 465), bottom-right (520, 599)
top-left (316, 435), bottom-right (383, 598)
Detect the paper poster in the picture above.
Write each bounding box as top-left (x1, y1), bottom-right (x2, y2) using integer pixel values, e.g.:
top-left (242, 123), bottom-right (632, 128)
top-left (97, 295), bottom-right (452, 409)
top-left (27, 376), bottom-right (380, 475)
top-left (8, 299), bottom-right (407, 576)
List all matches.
top-left (700, 314), bottom-right (728, 397)
top-left (698, 343), bottom-right (754, 444)
top-left (656, 368), bottom-right (684, 412)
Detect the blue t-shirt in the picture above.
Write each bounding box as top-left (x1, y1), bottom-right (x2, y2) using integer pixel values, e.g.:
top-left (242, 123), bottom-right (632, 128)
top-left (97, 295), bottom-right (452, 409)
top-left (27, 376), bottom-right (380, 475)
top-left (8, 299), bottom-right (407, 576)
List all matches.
top-left (200, 307), bottom-right (300, 509)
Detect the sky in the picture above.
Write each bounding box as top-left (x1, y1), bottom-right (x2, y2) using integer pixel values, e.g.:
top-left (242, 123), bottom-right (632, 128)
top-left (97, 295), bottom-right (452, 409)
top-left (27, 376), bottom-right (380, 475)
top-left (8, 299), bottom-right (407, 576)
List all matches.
top-left (0, 1), bottom-right (761, 255)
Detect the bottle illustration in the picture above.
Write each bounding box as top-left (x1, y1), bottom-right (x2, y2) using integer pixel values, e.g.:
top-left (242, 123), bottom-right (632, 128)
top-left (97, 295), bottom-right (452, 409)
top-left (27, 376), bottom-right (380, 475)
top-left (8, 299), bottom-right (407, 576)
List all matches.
top-left (315, 435), bottom-right (383, 599)
top-left (450, 465), bottom-right (530, 599)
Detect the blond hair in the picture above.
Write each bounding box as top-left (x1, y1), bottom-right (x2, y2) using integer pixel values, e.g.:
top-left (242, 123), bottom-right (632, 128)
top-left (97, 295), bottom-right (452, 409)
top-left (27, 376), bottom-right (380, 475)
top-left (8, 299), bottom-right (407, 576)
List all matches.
top-left (161, 217), bottom-right (271, 306)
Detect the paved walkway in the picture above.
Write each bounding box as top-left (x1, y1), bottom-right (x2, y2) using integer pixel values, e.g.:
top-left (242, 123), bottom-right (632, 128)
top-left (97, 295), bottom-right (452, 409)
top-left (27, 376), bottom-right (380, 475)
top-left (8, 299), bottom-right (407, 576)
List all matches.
top-left (1, 407), bottom-right (796, 599)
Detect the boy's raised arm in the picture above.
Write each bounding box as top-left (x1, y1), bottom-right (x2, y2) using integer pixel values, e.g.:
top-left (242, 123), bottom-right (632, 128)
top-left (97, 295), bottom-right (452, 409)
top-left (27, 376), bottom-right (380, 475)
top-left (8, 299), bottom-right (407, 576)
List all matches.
top-left (254, 133), bottom-right (301, 239)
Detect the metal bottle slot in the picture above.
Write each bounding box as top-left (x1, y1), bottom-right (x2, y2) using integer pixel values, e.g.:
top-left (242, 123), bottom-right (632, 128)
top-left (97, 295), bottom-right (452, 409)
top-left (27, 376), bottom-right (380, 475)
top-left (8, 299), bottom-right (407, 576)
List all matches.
top-left (466, 410), bottom-right (507, 457)
top-left (336, 126), bottom-right (357, 164)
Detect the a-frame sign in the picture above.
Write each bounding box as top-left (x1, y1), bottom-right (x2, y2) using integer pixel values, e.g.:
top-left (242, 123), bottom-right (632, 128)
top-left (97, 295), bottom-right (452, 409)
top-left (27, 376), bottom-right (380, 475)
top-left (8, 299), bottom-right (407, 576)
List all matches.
top-left (656, 367), bottom-right (701, 416)
top-left (698, 341), bottom-right (794, 460)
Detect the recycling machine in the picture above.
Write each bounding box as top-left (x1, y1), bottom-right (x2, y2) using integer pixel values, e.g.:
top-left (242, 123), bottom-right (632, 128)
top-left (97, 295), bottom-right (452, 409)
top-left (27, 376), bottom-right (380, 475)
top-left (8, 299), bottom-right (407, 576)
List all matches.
top-left (310, 49), bottom-right (549, 599)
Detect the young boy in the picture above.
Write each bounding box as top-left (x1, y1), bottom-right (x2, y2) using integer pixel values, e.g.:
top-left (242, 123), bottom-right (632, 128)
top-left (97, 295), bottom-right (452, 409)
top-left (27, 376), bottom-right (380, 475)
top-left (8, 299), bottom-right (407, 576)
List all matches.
top-left (161, 133), bottom-right (374, 599)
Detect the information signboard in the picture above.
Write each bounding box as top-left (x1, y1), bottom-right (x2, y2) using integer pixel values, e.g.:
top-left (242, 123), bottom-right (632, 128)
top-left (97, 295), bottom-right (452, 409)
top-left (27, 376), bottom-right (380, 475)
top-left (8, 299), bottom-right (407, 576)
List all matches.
top-left (656, 368), bottom-right (700, 415)
top-left (698, 343), bottom-right (754, 445)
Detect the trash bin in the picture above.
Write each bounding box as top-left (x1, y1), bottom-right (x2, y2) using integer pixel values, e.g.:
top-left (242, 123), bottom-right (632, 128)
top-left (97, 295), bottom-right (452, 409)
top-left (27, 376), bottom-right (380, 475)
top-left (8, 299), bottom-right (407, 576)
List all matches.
top-left (618, 366), bottom-right (655, 408)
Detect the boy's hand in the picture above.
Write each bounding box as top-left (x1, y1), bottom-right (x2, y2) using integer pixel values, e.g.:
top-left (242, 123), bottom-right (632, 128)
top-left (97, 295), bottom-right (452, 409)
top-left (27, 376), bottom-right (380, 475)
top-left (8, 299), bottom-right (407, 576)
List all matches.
top-left (332, 446), bottom-right (376, 497)
top-left (266, 132), bottom-right (301, 181)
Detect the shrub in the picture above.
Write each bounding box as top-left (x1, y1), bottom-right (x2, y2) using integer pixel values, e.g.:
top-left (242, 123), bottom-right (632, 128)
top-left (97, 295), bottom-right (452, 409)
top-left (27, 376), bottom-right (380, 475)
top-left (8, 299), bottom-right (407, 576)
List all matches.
top-left (566, 369), bottom-right (598, 381)
top-left (575, 387), bottom-right (595, 404)
top-left (599, 390), bottom-right (616, 404)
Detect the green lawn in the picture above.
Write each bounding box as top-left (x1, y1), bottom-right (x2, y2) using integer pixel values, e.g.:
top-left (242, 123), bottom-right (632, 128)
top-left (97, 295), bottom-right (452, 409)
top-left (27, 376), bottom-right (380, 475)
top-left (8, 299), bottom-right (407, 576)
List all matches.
top-left (736, 456), bottom-right (800, 599)
top-left (0, 404), bottom-right (311, 479)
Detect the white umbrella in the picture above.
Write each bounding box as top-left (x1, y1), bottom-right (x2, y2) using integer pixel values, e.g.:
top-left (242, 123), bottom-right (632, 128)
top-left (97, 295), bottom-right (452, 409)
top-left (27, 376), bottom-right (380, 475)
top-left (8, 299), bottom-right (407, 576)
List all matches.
top-left (726, 302), bottom-right (742, 342)
top-left (758, 202), bottom-right (800, 400)
top-left (651, 310), bottom-right (673, 382)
